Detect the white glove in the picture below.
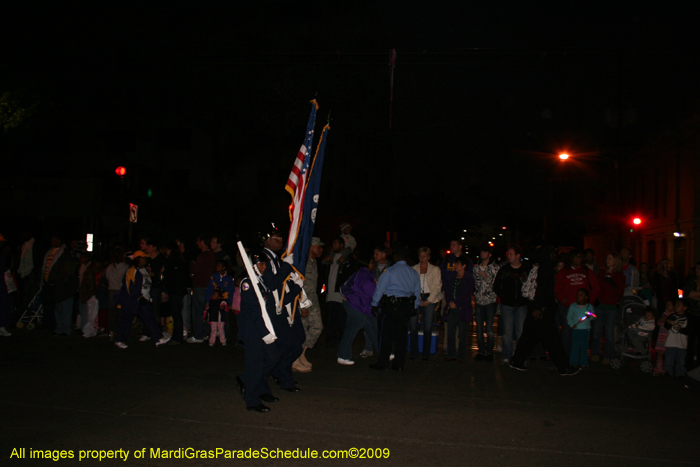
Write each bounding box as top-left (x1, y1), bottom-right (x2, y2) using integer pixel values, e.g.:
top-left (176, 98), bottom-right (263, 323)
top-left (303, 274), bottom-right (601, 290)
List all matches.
top-left (299, 289), bottom-right (312, 308)
top-left (283, 253), bottom-right (294, 265)
top-left (290, 271), bottom-right (304, 288)
top-left (262, 333), bottom-right (277, 345)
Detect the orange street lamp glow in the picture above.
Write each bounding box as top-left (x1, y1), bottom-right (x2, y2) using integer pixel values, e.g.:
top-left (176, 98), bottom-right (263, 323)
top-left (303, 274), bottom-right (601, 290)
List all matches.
top-left (558, 153), bottom-right (569, 160)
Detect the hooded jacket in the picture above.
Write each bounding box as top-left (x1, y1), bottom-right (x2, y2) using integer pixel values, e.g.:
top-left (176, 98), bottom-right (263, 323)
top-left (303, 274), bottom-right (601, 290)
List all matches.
top-left (341, 267), bottom-right (377, 316)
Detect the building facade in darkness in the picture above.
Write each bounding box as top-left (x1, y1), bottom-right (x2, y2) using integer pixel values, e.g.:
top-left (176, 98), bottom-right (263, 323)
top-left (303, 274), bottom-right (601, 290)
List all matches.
top-left (585, 116), bottom-right (700, 277)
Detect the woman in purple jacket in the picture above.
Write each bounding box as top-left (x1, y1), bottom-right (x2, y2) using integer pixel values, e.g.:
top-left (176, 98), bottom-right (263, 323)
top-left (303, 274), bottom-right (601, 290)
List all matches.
top-left (337, 267), bottom-right (380, 365)
top-left (443, 255), bottom-right (475, 363)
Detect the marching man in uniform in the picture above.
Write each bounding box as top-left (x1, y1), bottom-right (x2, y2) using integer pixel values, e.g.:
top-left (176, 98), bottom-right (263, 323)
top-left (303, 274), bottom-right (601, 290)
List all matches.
top-left (259, 226), bottom-right (306, 393)
top-left (236, 251), bottom-right (281, 413)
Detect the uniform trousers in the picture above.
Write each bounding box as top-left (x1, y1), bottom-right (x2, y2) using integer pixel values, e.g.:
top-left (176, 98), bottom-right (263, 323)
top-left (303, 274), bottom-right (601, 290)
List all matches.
top-left (301, 300), bottom-right (323, 348)
top-left (377, 301), bottom-right (413, 369)
top-left (241, 337), bottom-right (279, 407)
top-left (270, 319), bottom-right (304, 389)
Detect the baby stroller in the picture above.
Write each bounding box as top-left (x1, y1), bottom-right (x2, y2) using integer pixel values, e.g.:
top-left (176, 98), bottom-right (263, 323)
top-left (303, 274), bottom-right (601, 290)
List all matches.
top-left (609, 295), bottom-right (654, 373)
top-left (16, 288), bottom-right (43, 330)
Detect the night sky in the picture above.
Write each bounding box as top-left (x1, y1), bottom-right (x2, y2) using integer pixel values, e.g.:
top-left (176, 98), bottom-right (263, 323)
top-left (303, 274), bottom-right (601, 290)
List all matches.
top-left (2, 2), bottom-right (698, 256)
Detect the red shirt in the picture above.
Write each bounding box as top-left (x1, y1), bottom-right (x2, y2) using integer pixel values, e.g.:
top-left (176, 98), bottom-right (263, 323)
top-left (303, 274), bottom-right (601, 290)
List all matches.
top-left (555, 266), bottom-right (600, 307)
top-left (597, 270), bottom-right (626, 306)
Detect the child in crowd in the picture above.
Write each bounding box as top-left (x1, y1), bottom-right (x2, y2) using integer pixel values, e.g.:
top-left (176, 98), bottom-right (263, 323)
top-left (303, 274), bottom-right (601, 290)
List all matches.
top-left (626, 307), bottom-right (656, 354)
top-left (568, 288), bottom-right (596, 368)
top-left (204, 287), bottom-right (228, 347)
top-left (664, 298), bottom-right (689, 377)
top-left (114, 251), bottom-right (170, 349)
top-left (203, 260), bottom-right (235, 346)
top-left (654, 300), bottom-right (674, 375)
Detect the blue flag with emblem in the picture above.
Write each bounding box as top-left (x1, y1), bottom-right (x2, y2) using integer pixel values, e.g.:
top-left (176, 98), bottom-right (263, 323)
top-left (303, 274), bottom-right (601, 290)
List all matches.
top-left (292, 123), bottom-right (329, 276)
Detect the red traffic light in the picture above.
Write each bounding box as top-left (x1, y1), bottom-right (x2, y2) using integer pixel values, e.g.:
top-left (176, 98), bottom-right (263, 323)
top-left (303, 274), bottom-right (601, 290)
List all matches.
top-left (632, 217), bottom-right (642, 225)
top-left (115, 166), bottom-right (126, 177)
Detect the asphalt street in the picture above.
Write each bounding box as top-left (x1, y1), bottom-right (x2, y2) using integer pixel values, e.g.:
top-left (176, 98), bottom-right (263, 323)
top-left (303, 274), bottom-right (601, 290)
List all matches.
top-left (1, 327), bottom-right (698, 467)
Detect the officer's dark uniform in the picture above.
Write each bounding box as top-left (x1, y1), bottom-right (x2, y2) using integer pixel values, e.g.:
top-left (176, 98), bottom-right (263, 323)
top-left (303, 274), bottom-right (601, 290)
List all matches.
top-left (238, 273), bottom-right (279, 409)
top-left (262, 247), bottom-right (306, 390)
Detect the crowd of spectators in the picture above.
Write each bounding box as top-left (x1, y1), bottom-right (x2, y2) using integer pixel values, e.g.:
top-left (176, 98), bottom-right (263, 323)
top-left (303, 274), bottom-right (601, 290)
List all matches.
top-left (1, 229), bottom-right (698, 382)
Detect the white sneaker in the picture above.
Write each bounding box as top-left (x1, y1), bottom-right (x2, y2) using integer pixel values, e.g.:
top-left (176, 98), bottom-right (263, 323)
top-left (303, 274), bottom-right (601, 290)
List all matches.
top-left (186, 337), bottom-right (204, 344)
top-left (359, 350), bottom-right (373, 358)
top-left (115, 342), bottom-right (128, 349)
top-left (139, 335), bottom-right (152, 342)
top-left (221, 342), bottom-right (227, 347)
top-left (209, 342), bottom-right (214, 347)
top-left (389, 353), bottom-right (395, 361)
top-left (156, 335), bottom-right (171, 347)
top-left (337, 358), bottom-right (355, 365)
top-left (0, 327), bottom-right (11, 337)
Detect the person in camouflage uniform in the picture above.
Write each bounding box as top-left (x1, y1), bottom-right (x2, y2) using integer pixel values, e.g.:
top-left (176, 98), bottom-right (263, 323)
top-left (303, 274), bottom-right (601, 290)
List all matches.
top-left (295, 237), bottom-right (324, 371)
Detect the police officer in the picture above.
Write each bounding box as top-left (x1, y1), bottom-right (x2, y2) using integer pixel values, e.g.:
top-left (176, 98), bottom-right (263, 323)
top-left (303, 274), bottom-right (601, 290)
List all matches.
top-left (369, 243), bottom-right (421, 371)
top-left (236, 251), bottom-right (280, 412)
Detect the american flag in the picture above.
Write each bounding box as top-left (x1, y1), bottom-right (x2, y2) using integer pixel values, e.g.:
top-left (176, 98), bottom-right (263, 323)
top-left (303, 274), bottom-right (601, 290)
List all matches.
top-left (284, 100), bottom-right (318, 259)
top-left (292, 123), bottom-right (329, 275)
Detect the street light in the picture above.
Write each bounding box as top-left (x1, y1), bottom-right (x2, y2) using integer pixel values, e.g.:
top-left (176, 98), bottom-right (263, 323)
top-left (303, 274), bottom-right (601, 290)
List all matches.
top-left (558, 153), bottom-right (569, 160)
top-left (630, 217), bottom-right (642, 233)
